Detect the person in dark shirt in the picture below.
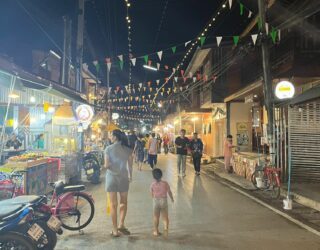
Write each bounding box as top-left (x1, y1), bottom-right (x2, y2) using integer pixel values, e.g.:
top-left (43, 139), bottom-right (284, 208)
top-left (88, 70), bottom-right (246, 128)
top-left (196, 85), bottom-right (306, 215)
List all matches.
top-left (127, 130), bottom-right (137, 151)
top-left (6, 134), bottom-right (22, 150)
top-left (175, 129), bottom-right (189, 177)
top-left (190, 132), bottom-right (203, 176)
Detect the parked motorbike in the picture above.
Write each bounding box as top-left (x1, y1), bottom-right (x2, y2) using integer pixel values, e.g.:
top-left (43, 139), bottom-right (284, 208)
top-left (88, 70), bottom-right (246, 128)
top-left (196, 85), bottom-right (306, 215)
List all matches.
top-left (0, 196), bottom-right (62, 250)
top-left (0, 204), bottom-right (37, 250)
top-left (83, 151), bottom-right (102, 184)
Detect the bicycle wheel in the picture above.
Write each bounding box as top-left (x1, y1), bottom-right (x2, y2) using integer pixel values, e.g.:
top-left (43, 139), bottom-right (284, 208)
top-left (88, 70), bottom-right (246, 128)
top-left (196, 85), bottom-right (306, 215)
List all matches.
top-left (56, 192), bottom-right (94, 231)
top-left (0, 232), bottom-right (36, 250)
top-left (251, 170), bottom-right (265, 189)
top-left (270, 173), bottom-right (281, 199)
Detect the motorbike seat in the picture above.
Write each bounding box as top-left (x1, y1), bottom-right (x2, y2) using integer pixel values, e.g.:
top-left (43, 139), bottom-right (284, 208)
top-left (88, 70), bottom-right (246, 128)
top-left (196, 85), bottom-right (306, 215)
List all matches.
top-left (0, 204), bottom-right (25, 221)
top-left (4, 195), bottom-right (46, 205)
top-left (63, 185), bottom-right (85, 193)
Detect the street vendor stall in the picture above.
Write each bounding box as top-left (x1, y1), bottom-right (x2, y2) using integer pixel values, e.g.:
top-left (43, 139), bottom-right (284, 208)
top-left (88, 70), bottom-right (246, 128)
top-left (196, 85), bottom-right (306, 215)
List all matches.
top-left (232, 152), bottom-right (264, 181)
top-left (0, 152), bottom-right (60, 199)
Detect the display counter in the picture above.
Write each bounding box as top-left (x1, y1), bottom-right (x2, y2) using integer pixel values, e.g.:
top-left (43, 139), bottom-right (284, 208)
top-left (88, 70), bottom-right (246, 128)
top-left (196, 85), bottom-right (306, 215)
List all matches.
top-left (232, 152), bottom-right (265, 180)
top-left (0, 157), bottom-right (59, 198)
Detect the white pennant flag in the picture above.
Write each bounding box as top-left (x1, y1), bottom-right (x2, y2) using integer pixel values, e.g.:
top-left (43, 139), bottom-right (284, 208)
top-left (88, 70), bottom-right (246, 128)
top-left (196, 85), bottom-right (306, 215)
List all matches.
top-left (265, 23), bottom-right (269, 35)
top-left (156, 80), bottom-right (160, 84)
top-left (139, 83), bottom-right (143, 88)
top-left (189, 72), bottom-right (193, 78)
top-left (172, 68), bottom-right (176, 73)
top-left (118, 55), bottom-right (123, 61)
top-left (130, 58), bottom-right (136, 66)
top-left (185, 40), bottom-right (191, 47)
top-left (157, 63), bottom-right (160, 70)
top-left (228, 0), bottom-right (232, 9)
top-left (174, 77), bottom-right (178, 82)
top-left (193, 77), bottom-right (196, 83)
top-left (107, 62), bottom-right (112, 71)
top-left (251, 34), bottom-right (258, 45)
top-left (157, 51), bottom-right (163, 61)
top-left (216, 36), bottom-right (223, 47)
top-left (248, 11), bottom-right (252, 18)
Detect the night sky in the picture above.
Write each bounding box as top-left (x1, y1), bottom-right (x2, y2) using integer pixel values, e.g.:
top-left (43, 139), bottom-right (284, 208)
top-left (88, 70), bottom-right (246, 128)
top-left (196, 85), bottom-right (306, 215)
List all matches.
top-left (0, 0), bottom-right (253, 87)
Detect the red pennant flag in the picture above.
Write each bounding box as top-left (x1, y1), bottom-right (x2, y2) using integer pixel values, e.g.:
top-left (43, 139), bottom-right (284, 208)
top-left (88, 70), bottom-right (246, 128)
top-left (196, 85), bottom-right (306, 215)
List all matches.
top-left (197, 73), bottom-right (201, 81)
top-left (164, 65), bottom-right (169, 70)
top-left (183, 77), bottom-right (187, 83)
top-left (203, 75), bottom-right (208, 81)
top-left (181, 70), bottom-right (184, 77)
top-left (148, 60), bottom-right (152, 66)
top-left (105, 58), bottom-right (111, 64)
top-left (148, 81), bottom-right (151, 87)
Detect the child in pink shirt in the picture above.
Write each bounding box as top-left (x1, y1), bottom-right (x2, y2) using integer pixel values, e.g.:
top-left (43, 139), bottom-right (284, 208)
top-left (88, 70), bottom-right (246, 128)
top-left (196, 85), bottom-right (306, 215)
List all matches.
top-left (150, 168), bottom-right (174, 236)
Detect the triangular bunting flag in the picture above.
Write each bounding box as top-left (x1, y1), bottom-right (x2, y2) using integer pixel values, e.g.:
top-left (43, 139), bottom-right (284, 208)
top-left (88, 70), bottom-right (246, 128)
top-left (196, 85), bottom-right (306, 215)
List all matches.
top-left (193, 77), bottom-right (196, 83)
top-left (157, 51), bottom-right (163, 61)
top-left (107, 62), bottom-right (112, 72)
top-left (240, 3), bottom-right (244, 15)
top-left (185, 40), bottom-right (191, 47)
top-left (216, 36), bottom-right (222, 47)
top-left (118, 55), bottom-right (123, 61)
top-left (143, 55), bottom-right (148, 64)
top-left (173, 68), bottom-right (176, 73)
top-left (265, 23), bottom-right (269, 35)
top-left (130, 58), bottom-right (136, 66)
top-left (200, 36), bottom-right (206, 46)
top-left (248, 11), bottom-right (252, 18)
top-left (233, 36), bottom-right (240, 46)
top-left (251, 34), bottom-right (258, 45)
top-left (171, 46), bottom-right (177, 53)
top-left (157, 63), bottom-right (160, 70)
top-left (189, 72), bottom-right (193, 78)
top-left (93, 60), bottom-right (100, 73)
top-left (174, 77), bottom-right (178, 82)
top-left (148, 60), bottom-right (152, 66)
top-left (228, 0), bottom-right (232, 9)
top-left (156, 80), bottom-right (160, 85)
top-left (119, 60), bottom-right (124, 70)
top-left (270, 28), bottom-right (278, 44)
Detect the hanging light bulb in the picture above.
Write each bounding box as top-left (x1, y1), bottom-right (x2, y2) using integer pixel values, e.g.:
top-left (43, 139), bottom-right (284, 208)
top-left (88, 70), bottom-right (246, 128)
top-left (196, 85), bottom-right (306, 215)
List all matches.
top-left (222, 4), bottom-right (226, 8)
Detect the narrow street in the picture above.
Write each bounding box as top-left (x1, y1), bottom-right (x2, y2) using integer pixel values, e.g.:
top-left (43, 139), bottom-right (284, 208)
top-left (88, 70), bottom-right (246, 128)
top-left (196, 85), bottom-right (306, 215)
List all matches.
top-left (56, 154), bottom-right (320, 250)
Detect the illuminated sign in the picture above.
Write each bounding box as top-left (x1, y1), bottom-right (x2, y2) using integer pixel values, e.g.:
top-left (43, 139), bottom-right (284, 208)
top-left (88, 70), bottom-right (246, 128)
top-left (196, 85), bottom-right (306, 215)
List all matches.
top-left (76, 104), bottom-right (94, 123)
top-left (275, 81), bottom-right (295, 99)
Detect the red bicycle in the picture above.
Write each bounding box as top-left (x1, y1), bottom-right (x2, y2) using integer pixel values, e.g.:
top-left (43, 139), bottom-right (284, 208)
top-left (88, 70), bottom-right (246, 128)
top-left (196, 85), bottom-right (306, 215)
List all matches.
top-left (251, 160), bottom-right (281, 199)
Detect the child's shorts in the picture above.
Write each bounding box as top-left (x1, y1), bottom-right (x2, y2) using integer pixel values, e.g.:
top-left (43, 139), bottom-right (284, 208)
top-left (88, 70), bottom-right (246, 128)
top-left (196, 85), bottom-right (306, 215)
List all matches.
top-left (153, 198), bottom-right (168, 214)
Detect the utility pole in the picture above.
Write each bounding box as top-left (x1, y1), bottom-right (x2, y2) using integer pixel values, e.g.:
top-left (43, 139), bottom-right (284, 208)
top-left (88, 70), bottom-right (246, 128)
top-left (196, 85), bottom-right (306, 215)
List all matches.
top-left (76, 0), bottom-right (85, 93)
top-left (61, 16), bottom-right (72, 85)
top-left (258, 0), bottom-right (274, 163)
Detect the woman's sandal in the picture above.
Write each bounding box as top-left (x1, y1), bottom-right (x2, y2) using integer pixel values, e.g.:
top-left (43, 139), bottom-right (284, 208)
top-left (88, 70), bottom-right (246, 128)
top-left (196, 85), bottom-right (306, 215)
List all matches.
top-left (118, 227), bottom-right (131, 235)
top-left (153, 231), bottom-right (162, 237)
top-left (110, 231), bottom-right (120, 238)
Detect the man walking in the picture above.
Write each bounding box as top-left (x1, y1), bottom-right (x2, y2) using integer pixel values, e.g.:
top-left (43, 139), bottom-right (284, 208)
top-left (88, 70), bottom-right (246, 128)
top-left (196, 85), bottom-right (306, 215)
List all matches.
top-left (148, 133), bottom-right (158, 169)
top-left (175, 129), bottom-right (189, 177)
top-left (190, 132), bottom-right (203, 175)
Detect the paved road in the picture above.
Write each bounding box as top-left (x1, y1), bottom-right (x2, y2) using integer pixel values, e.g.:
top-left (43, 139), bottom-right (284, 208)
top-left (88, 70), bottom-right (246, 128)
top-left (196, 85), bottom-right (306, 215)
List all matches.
top-left (56, 154), bottom-right (320, 250)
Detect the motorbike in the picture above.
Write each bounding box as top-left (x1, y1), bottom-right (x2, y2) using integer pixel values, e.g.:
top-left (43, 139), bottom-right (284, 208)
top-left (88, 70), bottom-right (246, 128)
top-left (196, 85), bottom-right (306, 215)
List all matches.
top-left (83, 151), bottom-right (102, 184)
top-left (0, 204), bottom-right (37, 250)
top-left (0, 196), bottom-right (62, 250)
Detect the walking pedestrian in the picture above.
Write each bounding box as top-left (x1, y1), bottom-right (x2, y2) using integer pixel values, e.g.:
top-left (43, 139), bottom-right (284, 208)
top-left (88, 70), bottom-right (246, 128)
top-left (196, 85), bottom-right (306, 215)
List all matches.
top-left (224, 134), bottom-right (236, 173)
top-left (190, 132), bottom-right (203, 175)
top-left (163, 134), bottom-right (169, 154)
top-left (104, 129), bottom-right (133, 237)
top-left (175, 129), bottom-right (189, 177)
top-left (133, 134), bottom-right (145, 171)
top-left (150, 168), bottom-right (174, 236)
top-left (128, 130), bottom-right (138, 163)
top-left (157, 134), bottom-right (162, 154)
top-left (148, 133), bottom-right (158, 169)
top-left (144, 134), bottom-right (150, 163)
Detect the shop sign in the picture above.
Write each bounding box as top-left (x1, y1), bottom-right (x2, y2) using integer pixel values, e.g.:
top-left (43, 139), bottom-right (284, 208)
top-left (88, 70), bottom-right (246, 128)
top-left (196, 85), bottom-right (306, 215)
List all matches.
top-left (76, 105), bottom-right (94, 123)
top-left (275, 81), bottom-right (295, 99)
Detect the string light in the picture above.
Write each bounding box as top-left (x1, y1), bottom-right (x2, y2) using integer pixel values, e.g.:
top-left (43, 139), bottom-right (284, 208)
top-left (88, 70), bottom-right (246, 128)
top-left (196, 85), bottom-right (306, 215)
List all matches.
top-left (124, 0), bottom-right (133, 85)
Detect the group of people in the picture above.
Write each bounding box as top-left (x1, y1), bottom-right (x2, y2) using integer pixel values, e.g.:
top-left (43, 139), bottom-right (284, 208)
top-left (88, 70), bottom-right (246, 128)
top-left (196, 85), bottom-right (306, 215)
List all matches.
top-left (103, 128), bottom-right (236, 238)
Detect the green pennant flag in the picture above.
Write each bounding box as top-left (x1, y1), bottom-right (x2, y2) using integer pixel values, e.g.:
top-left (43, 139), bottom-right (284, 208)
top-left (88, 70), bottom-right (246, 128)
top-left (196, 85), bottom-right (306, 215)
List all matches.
top-left (94, 63), bottom-right (100, 73)
top-left (258, 17), bottom-right (262, 30)
top-left (233, 36), bottom-right (240, 46)
top-left (119, 60), bottom-right (124, 70)
top-left (270, 28), bottom-right (278, 44)
top-left (200, 36), bottom-right (206, 46)
top-left (240, 3), bottom-right (244, 16)
top-left (171, 46), bottom-right (177, 53)
top-left (143, 55), bottom-right (148, 64)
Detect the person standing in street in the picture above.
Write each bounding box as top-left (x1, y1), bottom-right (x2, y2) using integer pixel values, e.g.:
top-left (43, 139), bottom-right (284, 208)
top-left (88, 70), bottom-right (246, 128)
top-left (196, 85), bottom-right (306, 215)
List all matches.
top-left (175, 129), bottom-right (189, 177)
top-left (128, 130), bottom-right (138, 163)
top-left (157, 134), bottom-right (162, 154)
top-left (148, 133), bottom-right (158, 169)
top-left (224, 134), bottom-right (235, 173)
top-left (190, 132), bottom-right (203, 176)
top-left (144, 134), bottom-right (150, 163)
top-left (163, 134), bottom-right (170, 154)
top-left (104, 130), bottom-right (133, 237)
top-left (133, 134), bottom-right (145, 171)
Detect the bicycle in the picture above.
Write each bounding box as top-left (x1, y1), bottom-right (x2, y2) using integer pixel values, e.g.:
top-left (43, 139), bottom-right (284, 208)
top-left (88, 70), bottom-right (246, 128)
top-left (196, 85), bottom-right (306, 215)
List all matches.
top-left (251, 159), bottom-right (281, 199)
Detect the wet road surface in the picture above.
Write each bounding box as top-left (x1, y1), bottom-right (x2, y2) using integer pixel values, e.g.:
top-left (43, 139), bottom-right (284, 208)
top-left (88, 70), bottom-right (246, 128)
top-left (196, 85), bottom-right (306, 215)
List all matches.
top-left (56, 154), bottom-right (320, 250)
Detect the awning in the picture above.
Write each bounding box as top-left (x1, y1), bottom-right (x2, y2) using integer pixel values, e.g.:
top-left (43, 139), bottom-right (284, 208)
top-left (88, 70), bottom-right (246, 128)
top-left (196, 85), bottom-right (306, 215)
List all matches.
top-left (289, 86), bottom-right (320, 105)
